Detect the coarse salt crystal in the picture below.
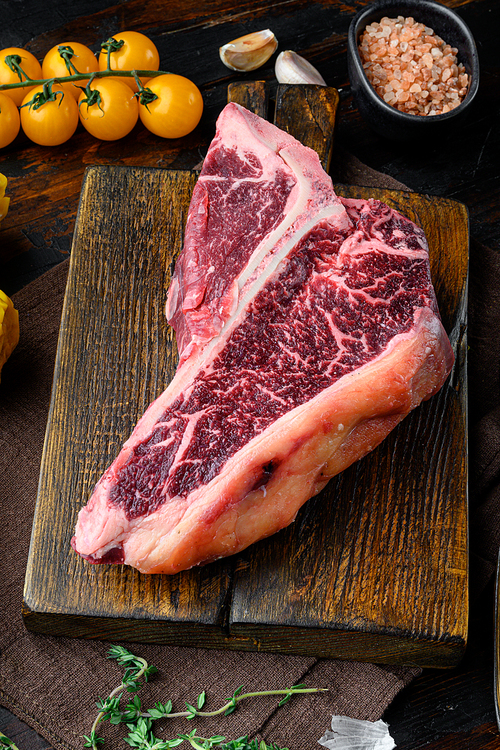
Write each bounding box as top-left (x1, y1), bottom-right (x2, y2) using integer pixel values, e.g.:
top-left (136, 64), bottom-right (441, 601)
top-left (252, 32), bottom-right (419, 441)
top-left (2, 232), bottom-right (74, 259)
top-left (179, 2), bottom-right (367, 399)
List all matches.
top-left (358, 15), bottom-right (470, 116)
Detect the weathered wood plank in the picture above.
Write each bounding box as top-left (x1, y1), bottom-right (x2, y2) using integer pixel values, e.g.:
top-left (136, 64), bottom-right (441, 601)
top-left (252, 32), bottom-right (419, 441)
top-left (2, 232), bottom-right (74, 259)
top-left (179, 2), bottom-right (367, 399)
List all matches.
top-left (274, 84), bottom-right (339, 172)
top-left (227, 80), bottom-right (268, 116)
top-left (23, 167), bottom-right (234, 635)
top-left (229, 185), bottom-right (468, 667)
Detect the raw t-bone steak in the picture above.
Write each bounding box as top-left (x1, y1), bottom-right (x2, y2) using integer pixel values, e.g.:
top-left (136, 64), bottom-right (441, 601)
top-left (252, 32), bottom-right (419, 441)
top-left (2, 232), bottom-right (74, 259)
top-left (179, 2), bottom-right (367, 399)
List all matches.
top-left (72, 102), bottom-right (454, 574)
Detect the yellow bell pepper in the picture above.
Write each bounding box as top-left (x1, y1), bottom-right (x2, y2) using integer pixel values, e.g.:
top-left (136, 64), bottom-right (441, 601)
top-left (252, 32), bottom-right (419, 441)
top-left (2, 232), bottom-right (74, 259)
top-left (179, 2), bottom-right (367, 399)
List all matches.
top-left (0, 173), bottom-right (9, 224)
top-left (0, 290), bottom-right (19, 381)
top-left (0, 174), bottom-right (19, 380)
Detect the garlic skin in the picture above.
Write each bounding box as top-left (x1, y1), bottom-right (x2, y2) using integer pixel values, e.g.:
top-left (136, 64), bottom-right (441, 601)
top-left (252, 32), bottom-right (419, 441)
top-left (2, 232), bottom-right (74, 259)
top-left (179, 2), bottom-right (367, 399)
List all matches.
top-left (219, 29), bottom-right (278, 72)
top-left (275, 50), bottom-right (326, 85)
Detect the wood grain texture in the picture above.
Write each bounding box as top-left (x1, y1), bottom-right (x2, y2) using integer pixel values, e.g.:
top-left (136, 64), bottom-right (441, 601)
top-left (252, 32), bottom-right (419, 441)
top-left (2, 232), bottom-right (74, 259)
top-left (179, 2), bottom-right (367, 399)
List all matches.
top-left (274, 84), bottom-right (339, 172)
top-left (23, 167), bottom-right (468, 667)
top-left (227, 81), bottom-right (269, 118)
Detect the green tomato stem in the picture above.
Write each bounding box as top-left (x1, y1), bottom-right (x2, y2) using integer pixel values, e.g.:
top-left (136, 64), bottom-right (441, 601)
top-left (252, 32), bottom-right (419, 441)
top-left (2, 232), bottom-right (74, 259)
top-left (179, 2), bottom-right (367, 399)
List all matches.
top-left (4, 54), bottom-right (33, 83)
top-left (57, 45), bottom-right (82, 75)
top-left (0, 68), bottom-right (169, 94)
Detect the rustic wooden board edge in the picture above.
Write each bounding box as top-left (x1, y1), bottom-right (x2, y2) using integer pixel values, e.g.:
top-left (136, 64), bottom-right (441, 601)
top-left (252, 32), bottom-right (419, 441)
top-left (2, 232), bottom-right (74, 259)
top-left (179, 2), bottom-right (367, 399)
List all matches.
top-left (229, 623), bottom-right (466, 669)
top-left (21, 603), bottom-right (465, 669)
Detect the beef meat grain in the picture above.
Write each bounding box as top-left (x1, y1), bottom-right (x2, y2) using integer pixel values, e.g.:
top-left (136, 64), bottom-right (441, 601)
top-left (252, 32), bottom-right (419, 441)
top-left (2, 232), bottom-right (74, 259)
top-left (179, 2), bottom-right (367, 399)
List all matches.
top-left (72, 103), bottom-right (454, 574)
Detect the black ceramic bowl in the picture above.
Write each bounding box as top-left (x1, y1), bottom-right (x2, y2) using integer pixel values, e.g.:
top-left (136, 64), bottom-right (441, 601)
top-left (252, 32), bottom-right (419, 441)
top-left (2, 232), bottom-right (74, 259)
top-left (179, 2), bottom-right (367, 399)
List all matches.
top-left (347, 0), bottom-right (479, 141)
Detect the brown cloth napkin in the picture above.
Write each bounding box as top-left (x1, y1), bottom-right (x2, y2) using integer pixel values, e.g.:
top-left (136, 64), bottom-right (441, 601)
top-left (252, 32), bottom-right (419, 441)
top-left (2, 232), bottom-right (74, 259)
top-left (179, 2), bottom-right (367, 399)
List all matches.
top-left (0, 152), bottom-right (468, 750)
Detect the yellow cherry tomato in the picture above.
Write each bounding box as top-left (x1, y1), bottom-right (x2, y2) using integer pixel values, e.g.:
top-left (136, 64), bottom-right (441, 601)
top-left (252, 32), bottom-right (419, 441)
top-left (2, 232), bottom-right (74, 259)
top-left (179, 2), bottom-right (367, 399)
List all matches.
top-left (98, 31), bottom-right (160, 92)
top-left (78, 78), bottom-right (139, 140)
top-left (20, 84), bottom-right (79, 146)
top-left (138, 74), bottom-right (203, 139)
top-left (0, 47), bottom-right (43, 107)
top-left (42, 42), bottom-right (99, 100)
top-left (0, 92), bottom-right (20, 148)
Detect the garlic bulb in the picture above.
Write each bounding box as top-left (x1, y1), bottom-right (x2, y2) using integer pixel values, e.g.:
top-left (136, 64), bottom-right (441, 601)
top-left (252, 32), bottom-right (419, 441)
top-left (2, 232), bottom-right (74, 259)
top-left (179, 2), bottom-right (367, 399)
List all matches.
top-left (275, 50), bottom-right (326, 85)
top-left (219, 29), bottom-right (278, 72)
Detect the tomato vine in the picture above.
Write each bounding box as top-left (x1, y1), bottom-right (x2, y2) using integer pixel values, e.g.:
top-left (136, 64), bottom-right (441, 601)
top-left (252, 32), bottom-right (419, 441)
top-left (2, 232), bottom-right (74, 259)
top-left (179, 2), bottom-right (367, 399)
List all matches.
top-left (0, 32), bottom-right (204, 146)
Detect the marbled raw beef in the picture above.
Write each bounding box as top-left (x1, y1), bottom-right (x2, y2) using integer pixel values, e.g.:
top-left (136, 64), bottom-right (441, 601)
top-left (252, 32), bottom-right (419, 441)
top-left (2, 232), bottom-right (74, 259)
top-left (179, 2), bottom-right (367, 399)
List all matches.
top-left (72, 103), bottom-right (454, 574)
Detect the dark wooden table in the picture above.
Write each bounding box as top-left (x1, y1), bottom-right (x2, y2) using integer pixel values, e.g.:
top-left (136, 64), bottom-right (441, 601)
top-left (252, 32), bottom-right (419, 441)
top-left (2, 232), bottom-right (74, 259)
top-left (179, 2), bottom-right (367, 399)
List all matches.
top-left (1, 0), bottom-right (499, 748)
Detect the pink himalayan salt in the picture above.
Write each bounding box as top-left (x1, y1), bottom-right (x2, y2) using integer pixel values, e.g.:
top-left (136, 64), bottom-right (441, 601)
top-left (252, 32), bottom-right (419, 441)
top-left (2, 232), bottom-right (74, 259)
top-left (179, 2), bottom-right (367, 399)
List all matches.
top-left (359, 15), bottom-right (470, 116)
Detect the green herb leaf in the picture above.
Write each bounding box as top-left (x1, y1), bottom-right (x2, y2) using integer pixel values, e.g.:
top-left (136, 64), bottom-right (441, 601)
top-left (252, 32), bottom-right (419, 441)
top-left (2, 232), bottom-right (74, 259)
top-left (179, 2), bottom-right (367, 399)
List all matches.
top-left (197, 691), bottom-right (206, 709)
top-left (87, 645), bottom-right (324, 750)
top-left (143, 665), bottom-right (159, 682)
top-left (82, 732), bottom-right (104, 747)
top-left (0, 732), bottom-right (19, 750)
top-left (147, 699), bottom-right (172, 719)
top-left (108, 645), bottom-right (135, 663)
top-left (185, 702), bottom-right (198, 719)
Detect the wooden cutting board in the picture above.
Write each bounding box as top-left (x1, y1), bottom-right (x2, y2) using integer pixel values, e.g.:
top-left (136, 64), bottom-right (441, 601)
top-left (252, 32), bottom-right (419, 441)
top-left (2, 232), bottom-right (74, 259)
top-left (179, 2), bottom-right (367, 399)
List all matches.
top-left (23, 85), bottom-right (468, 668)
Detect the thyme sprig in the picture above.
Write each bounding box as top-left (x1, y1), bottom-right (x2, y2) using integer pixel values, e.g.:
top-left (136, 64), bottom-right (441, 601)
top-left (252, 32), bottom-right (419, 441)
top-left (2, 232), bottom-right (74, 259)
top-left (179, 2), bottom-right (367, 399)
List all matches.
top-left (85, 645), bottom-right (327, 750)
top-left (0, 732), bottom-right (19, 750)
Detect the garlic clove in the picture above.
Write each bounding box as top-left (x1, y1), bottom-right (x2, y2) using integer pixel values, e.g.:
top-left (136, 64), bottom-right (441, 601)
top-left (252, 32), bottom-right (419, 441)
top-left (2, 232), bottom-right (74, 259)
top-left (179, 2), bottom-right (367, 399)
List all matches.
top-left (275, 50), bottom-right (326, 85)
top-left (219, 29), bottom-right (278, 72)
